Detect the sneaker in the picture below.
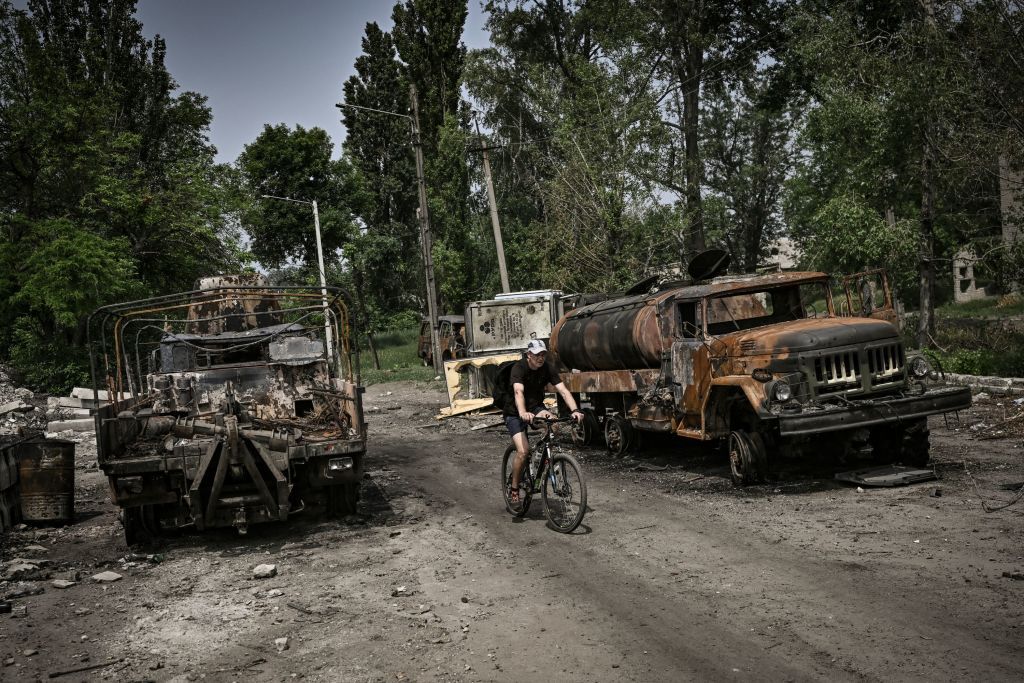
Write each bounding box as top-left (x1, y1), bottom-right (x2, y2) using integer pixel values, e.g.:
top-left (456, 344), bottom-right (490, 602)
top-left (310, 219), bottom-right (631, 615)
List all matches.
top-left (508, 487), bottom-right (523, 511)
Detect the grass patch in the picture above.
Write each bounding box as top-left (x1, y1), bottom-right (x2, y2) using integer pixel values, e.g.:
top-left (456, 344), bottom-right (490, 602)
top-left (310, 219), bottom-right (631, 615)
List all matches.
top-left (359, 326), bottom-right (438, 386)
top-left (935, 294), bottom-right (1024, 318)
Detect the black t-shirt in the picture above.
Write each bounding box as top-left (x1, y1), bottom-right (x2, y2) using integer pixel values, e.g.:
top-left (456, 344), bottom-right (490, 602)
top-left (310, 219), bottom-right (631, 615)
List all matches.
top-left (507, 358), bottom-right (559, 415)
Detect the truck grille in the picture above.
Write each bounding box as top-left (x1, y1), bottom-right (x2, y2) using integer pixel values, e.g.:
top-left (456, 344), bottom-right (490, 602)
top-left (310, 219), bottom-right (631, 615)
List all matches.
top-left (807, 342), bottom-right (905, 396)
top-left (813, 351), bottom-right (860, 390)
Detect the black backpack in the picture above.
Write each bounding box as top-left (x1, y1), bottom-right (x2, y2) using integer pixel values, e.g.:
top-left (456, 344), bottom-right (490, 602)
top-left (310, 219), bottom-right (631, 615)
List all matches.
top-left (491, 359), bottom-right (520, 414)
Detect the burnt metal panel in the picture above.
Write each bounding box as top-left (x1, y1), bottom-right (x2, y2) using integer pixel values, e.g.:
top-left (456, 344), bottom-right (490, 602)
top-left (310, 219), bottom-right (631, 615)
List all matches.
top-left (559, 369), bottom-right (659, 394)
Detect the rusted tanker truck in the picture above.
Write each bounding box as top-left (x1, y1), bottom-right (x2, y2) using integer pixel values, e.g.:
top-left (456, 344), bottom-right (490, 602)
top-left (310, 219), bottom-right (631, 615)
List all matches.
top-left (88, 275), bottom-right (366, 543)
top-left (551, 255), bottom-right (972, 484)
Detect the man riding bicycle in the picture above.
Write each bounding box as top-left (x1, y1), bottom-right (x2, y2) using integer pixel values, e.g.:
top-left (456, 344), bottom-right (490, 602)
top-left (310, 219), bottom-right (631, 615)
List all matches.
top-left (503, 339), bottom-right (583, 510)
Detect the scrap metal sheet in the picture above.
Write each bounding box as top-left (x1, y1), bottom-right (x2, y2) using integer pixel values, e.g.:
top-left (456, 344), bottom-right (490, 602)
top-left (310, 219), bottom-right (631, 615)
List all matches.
top-left (439, 352), bottom-right (521, 418)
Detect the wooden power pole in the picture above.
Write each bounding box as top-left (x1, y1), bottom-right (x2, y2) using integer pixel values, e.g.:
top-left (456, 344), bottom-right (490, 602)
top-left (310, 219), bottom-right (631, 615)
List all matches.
top-left (409, 84), bottom-right (442, 374)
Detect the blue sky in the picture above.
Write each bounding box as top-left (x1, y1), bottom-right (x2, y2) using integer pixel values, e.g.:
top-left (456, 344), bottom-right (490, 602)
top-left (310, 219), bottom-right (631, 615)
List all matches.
top-left (132, 1), bottom-right (490, 163)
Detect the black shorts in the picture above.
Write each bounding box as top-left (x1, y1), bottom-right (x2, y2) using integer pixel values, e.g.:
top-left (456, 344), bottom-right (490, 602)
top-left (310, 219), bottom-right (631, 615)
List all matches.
top-left (504, 406), bottom-right (545, 437)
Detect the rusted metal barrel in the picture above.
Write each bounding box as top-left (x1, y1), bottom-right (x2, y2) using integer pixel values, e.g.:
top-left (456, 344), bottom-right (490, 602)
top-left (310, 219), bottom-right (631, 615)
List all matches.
top-left (16, 438), bottom-right (75, 524)
top-left (551, 292), bottom-right (668, 371)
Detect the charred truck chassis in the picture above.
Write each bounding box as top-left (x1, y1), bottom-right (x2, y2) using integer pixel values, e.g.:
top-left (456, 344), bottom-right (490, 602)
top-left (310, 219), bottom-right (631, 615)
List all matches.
top-left (551, 269), bottom-right (971, 485)
top-left (88, 276), bottom-right (366, 542)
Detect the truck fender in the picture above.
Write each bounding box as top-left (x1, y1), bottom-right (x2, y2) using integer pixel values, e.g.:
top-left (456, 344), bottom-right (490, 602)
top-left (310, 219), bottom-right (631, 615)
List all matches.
top-left (702, 377), bottom-right (769, 437)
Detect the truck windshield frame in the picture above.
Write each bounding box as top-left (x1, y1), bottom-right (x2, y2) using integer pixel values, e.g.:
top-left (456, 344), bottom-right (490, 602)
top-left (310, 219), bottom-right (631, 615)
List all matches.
top-left (703, 281), bottom-right (834, 336)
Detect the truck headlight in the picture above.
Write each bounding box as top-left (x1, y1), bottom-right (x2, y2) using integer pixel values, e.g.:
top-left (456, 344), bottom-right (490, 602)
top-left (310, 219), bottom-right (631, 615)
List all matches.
top-left (910, 356), bottom-right (930, 379)
top-left (328, 457), bottom-right (354, 471)
top-left (771, 380), bottom-right (792, 403)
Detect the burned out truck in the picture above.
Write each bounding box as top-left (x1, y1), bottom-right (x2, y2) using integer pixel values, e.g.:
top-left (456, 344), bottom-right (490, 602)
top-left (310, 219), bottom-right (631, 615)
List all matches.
top-left (551, 255), bottom-right (972, 484)
top-left (88, 275), bottom-right (366, 543)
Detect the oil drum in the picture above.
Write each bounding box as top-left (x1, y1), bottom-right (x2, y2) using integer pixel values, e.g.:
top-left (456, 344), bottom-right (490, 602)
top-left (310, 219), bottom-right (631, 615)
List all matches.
top-left (16, 438), bottom-right (75, 524)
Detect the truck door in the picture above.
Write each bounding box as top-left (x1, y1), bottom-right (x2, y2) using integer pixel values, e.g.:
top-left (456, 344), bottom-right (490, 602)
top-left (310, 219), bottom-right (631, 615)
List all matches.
top-left (670, 300), bottom-right (708, 433)
top-left (841, 269), bottom-right (899, 329)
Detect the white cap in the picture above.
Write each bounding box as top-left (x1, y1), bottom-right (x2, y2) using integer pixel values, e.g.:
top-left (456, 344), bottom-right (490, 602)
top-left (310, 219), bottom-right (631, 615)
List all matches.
top-left (526, 339), bottom-right (547, 355)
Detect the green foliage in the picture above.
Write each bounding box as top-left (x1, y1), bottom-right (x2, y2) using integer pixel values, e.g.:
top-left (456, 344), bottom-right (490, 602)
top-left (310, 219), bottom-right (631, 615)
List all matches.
top-left (931, 347), bottom-right (1024, 379)
top-left (8, 317), bottom-right (89, 394)
top-left (0, 1), bottom-right (241, 390)
top-left (11, 218), bottom-right (137, 328)
top-left (795, 192), bottom-right (918, 300)
top-left (237, 124), bottom-right (358, 269)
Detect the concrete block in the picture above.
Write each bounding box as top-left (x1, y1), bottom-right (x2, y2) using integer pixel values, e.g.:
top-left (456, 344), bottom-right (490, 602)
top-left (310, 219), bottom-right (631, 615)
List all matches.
top-left (71, 388), bottom-right (130, 402)
top-left (46, 408), bottom-right (92, 419)
top-left (46, 418), bottom-right (95, 433)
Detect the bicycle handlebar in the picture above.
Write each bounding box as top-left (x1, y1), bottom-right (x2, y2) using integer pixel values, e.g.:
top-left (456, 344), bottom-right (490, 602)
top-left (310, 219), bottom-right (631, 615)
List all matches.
top-left (529, 416), bottom-right (574, 429)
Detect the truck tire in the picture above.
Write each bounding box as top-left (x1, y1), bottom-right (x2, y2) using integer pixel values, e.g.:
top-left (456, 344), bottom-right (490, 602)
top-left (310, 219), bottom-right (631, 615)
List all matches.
top-left (571, 409), bottom-right (600, 447)
top-left (728, 430), bottom-right (767, 486)
top-left (604, 415), bottom-right (632, 457)
top-left (327, 482), bottom-right (360, 517)
top-left (122, 505), bottom-right (160, 546)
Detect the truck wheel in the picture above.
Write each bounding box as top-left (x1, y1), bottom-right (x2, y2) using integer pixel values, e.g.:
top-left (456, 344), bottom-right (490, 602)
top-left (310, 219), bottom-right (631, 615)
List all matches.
top-left (571, 409), bottom-right (600, 447)
top-left (327, 482), bottom-right (360, 517)
top-left (728, 430), bottom-right (767, 486)
top-left (604, 415), bottom-right (632, 457)
top-left (122, 505), bottom-right (160, 546)
top-left (900, 419), bottom-right (930, 468)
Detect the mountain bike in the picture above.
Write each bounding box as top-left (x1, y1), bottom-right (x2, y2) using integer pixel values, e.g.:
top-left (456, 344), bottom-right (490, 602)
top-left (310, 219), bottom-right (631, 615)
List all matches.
top-left (501, 417), bottom-right (588, 533)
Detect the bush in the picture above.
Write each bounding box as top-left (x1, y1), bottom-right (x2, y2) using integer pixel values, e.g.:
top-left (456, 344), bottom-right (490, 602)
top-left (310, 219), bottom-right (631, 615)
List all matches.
top-left (7, 317), bottom-right (89, 393)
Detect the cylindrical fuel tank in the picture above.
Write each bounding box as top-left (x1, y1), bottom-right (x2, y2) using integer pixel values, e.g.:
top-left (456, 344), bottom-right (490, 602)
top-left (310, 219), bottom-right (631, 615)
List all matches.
top-left (16, 438), bottom-right (75, 524)
top-left (552, 292), bottom-right (670, 371)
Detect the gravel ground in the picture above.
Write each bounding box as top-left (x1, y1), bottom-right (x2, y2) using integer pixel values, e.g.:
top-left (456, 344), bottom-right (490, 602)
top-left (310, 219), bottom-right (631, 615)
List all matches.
top-left (0, 380), bottom-right (1022, 681)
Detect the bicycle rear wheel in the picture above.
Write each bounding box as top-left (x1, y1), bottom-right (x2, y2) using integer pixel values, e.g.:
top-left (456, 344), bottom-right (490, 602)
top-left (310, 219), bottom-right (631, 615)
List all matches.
top-left (501, 444), bottom-right (532, 517)
top-left (542, 453), bottom-right (587, 533)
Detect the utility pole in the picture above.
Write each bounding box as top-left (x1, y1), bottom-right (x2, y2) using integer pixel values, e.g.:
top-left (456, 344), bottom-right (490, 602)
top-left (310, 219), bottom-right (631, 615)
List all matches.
top-left (310, 200), bottom-right (335, 362)
top-left (261, 194), bottom-right (334, 361)
top-left (474, 122), bottom-right (510, 293)
top-left (409, 84), bottom-right (442, 374)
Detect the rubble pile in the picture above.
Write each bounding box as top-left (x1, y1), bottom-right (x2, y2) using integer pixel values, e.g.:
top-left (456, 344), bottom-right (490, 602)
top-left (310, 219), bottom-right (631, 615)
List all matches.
top-left (0, 365), bottom-right (46, 437)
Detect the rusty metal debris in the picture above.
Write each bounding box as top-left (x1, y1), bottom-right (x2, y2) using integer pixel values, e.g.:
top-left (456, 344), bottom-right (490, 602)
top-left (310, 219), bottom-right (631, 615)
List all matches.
top-left (87, 276), bottom-right (367, 542)
top-left (835, 465), bottom-right (938, 487)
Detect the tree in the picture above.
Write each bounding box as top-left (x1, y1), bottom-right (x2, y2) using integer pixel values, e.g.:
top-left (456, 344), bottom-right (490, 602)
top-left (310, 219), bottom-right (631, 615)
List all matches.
top-left (391, 0), bottom-right (479, 311)
top-left (702, 65), bottom-right (800, 272)
top-left (237, 124), bottom-right (358, 270)
top-left (466, 0), bottom-right (676, 292)
top-left (0, 0), bottom-right (239, 389)
top-left (340, 22), bottom-right (421, 329)
top-left (783, 0), bottom-right (1019, 344)
top-left (648, 0), bottom-right (784, 257)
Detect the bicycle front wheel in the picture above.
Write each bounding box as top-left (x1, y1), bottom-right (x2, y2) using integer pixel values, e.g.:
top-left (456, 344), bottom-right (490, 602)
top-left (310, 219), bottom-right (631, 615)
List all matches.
top-left (542, 453), bottom-right (587, 533)
top-left (501, 444), bottom-right (532, 517)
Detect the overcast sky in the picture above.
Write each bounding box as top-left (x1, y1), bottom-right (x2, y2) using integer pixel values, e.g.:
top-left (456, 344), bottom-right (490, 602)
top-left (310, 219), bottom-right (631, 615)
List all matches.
top-left (132, 0), bottom-right (490, 163)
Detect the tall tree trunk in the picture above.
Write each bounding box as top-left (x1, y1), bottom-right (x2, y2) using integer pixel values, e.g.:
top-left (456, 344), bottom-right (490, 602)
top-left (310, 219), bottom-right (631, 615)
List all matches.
top-left (682, 45), bottom-right (706, 255)
top-left (917, 0), bottom-right (937, 348)
top-left (917, 142), bottom-right (936, 348)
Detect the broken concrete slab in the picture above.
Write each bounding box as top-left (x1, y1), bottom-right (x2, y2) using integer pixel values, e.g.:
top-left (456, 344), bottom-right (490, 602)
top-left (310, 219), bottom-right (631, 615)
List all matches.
top-left (0, 401), bottom-right (27, 416)
top-left (45, 408), bottom-right (92, 419)
top-left (45, 418), bottom-right (95, 433)
top-left (70, 388), bottom-right (131, 402)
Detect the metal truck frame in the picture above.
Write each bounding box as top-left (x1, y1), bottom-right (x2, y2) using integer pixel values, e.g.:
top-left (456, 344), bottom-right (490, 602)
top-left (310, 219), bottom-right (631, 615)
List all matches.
top-left (88, 276), bottom-right (366, 543)
top-left (551, 267), bottom-right (971, 484)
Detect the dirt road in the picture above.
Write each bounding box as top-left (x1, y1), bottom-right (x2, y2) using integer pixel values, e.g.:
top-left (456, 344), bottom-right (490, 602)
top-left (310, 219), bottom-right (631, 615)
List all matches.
top-left (2, 381), bottom-right (1023, 681)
